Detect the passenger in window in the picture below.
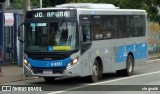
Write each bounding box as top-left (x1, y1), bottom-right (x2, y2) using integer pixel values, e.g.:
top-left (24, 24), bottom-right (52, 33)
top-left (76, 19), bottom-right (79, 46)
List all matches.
top-left (59, 29), bottom-right (68, 46)
top-left (40, 28), bottom-right (48, 46)
top-left (49, 26), bottom-right (58, 46)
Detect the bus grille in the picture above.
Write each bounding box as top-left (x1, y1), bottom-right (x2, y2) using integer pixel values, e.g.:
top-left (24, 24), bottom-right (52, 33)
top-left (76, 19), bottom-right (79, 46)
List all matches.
top-left (32, 67), bottom-right (65, 74)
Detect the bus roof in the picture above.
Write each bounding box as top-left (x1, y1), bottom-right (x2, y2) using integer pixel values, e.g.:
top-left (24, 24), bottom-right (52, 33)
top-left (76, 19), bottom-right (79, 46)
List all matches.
top-left (55, 3), bottom-right (119, 9)
top-left (31, 3), bottom-right (146, 15)
top-left (32, 3), bottom-right (118, 10)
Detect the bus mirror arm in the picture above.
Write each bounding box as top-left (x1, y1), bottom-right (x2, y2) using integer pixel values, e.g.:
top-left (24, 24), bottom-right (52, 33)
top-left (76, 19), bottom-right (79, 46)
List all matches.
top-left (18, 23), bottom-right (24, 43)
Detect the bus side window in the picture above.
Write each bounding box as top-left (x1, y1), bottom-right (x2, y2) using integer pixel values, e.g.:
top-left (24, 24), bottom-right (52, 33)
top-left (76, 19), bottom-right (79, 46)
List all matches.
top-left (101, 15), bottom-right (114, 39)
top-left (81, 23), bottom-right (91, 43)
top-left (114, 16), bottom-right (123, 38)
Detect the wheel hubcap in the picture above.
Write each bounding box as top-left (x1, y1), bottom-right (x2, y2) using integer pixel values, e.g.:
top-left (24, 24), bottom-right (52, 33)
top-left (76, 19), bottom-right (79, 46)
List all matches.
top-left (93, 65), bottom-right (98, 77)
top-left (128, 59), bottom-right (133, 73)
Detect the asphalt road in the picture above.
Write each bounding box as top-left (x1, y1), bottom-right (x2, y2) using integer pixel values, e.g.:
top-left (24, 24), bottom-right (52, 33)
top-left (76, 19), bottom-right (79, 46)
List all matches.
top-left (1, 59), bottom-right (160, 94)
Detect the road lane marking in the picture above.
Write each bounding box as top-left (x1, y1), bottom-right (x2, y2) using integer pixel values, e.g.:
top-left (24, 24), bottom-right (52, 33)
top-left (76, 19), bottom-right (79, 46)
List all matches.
top-left (47, 70), bottom-right (160, 94)
top-left (90, 70), bottom-right (160, 85)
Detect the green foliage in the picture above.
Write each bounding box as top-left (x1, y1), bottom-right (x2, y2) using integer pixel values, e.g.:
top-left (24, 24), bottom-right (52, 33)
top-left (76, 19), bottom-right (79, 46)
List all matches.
top-left (31, 0), bottom-right (39, 8)
top-left (10, 0), bottom-right (23, 9)
top-left (42, 0), bottom-right (67, 7)
top-left (10, 0), bottom-right (39, 9)
top-left (143, 0), bottom-right (160, 22)
top-left (72, 0), bottom-right (99, 3)
top-left (73, 0), bottom-right (160, 22)
top-left (115, 0), bottom-right (144, 9)
top-left (42, 0), bottom-right (55, 7)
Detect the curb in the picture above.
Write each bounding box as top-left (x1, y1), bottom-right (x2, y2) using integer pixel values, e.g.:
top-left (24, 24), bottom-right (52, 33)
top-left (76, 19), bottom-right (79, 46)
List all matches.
top-left (147, 59), bottom-right (160, 64)
top-left (0, 76), bottom-right (39, 84)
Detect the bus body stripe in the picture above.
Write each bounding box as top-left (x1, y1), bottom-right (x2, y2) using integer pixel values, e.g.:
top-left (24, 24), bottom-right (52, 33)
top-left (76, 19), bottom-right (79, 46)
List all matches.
top-left (116, 43), bottom-right (148, 63)
top-left (27, 57), bottom-right (72, 68)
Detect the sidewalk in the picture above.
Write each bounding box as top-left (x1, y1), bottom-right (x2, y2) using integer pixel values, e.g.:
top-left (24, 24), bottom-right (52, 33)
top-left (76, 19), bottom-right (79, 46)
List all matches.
top-left (0, 54), bottom-right (159, 84)
top-left (0, 65), bottom-right (35, 84)
top-left (149, 53), bottom-right (160, 60)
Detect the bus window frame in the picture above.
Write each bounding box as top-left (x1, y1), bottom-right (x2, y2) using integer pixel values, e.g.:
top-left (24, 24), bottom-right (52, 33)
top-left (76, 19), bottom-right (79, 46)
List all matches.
top-left (80, 21), bottom-right (92, 54)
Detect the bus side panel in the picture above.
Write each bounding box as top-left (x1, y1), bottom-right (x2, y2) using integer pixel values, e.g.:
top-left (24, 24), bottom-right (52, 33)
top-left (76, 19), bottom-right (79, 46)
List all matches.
top-left (79, 47), bottom-right (92, 77)
top-left (125, 37), bottom-right (147, 66)
top-left (91, 41), bottom-right (112, 73)
top-left (109, 39), bottom-right (126, 72)
top-left (111, 37), bottom-right (147, 72)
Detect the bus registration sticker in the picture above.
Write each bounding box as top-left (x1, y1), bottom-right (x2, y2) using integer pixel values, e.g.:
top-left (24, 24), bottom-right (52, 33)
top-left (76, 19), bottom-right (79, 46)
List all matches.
top-left (43, 70), bottom-right (52, 75)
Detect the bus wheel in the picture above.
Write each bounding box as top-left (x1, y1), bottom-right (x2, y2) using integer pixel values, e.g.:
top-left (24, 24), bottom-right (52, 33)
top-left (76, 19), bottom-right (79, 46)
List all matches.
top-left (123, 55), bottom-right (134, 76)
top-left (89, 60), bottom-right (100, 82)
top-left (44, 77), bottom-right (55, 83)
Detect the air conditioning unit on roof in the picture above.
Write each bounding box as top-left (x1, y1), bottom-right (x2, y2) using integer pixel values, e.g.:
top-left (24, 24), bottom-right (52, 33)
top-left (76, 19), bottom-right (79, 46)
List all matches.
top-left (55, 3), bottom-right (119, 9)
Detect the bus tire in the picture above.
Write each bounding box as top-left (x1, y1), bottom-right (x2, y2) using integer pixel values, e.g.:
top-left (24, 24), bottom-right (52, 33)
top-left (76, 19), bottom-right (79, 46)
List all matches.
top-left (44, 77), bottom-right (55, 83)
top-left (89, 60), bottom-right (100, 82)
top-left (123, 55), bottom-right (134, 76)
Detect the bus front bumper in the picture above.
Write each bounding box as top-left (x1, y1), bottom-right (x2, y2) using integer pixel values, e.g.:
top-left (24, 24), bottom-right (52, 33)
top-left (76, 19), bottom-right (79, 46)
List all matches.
top-left (24, 64), bottom-right (80, 78)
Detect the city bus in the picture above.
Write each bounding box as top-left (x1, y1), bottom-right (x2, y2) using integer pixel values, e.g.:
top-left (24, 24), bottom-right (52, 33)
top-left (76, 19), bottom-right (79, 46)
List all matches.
top-left (19, 3), bottom-right (148, 82)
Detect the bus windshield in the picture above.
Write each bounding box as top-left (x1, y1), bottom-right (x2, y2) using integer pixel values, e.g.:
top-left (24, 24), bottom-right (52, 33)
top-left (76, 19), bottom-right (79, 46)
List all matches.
top-left (25, 21), bottom-right (78, 52)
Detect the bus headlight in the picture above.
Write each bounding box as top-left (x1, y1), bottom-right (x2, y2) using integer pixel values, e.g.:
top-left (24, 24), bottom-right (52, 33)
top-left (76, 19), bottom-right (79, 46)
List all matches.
top-left (24, 59), bottom-right (28, 65)
top-left (72, 58), bottom-right (78, 64)
top-left (24, 59), bottom-right (31, 69)
top-left (66, 58), bottom-right (78, 69)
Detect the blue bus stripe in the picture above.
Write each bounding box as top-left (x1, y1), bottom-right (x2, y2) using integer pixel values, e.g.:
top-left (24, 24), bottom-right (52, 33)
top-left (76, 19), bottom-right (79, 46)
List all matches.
top-left (27, 57), bottom-right (72, 68)
top-left (116, 43), bottom-right (147, 63)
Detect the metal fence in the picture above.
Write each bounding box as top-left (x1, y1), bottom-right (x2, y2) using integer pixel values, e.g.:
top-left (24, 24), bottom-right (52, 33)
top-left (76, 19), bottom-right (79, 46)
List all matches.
top-left (0, 11), bottom-right (22, 66)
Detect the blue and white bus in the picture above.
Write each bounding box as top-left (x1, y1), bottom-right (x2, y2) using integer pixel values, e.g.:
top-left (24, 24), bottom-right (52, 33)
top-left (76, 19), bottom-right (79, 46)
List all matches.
top-left (19, 3), bottom-right (148, 82)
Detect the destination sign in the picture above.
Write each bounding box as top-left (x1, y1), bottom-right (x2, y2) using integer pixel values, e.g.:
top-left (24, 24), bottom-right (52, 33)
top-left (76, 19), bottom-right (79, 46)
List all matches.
top-left (27, 10), bottom-right (76, 18)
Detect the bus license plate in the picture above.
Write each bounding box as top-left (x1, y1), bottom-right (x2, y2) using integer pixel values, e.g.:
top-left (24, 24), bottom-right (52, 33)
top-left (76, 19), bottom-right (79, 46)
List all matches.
top-left (43, 71), bottom-right (52, 74)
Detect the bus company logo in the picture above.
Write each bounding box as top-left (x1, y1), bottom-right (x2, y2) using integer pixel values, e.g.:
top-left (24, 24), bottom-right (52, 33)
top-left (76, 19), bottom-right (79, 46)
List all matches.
top-left (54, 62), bottom-right (62, 67)
top-left (1, 86), bottom-right (42, 91)
top-left (2, 86), bottom-right (11, 91)
top-left (51, 63), bottom-right (54, 66)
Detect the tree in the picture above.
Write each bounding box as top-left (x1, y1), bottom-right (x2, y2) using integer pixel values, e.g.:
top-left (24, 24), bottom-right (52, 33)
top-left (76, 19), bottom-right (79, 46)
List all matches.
top-left (9, 0), bottom-right (160, 23)
top-left (10, 0), bottom-right (23, 9)
top-left (143, 0), bottom-right (160, 22)
top-left (42, 0), bottom-right (67, 7)
top-left (0, 0), bottom-right (6, 11)
top-left (10, 0), bottom-right (68, 9)
top-left (10, 0), bottom-right (39, 9)
top-left (71, 0), bottom-right (160, 22)
top-left (72, 0), bottom-right (99, 3)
